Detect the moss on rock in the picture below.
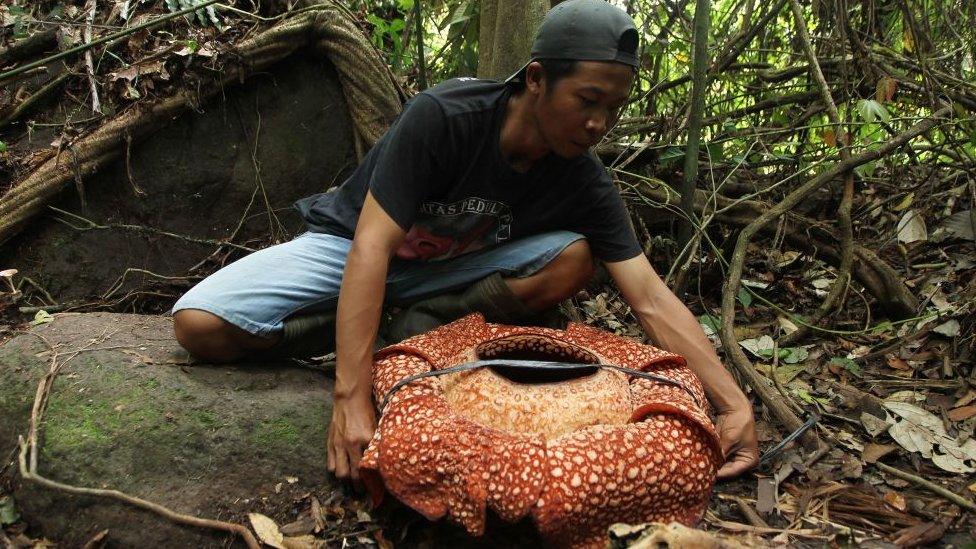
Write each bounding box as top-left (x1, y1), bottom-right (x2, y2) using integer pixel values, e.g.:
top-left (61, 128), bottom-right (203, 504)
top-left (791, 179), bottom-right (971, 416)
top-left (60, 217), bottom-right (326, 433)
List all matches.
top-left (0, 313), bottom-right (335, 547)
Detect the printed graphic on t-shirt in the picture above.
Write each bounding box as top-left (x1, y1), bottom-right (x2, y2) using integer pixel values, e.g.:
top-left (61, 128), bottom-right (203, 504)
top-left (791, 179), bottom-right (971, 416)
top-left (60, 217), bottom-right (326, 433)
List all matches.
top-left (395, 197), bottom-right (512, 261)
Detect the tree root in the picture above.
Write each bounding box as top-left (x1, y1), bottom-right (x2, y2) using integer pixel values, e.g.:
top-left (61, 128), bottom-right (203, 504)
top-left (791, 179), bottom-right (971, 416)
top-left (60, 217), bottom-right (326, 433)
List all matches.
top-left (17, 330), bottom-right (262, 549)
top-left (718, 107), bottom-right (951, 447)
top-left (16, 440), bottom-right (260, 549)
top-left (0, 4), bottom-right (402, 245)
top-left (0, 29), bottom-right (57, 68)
top-left (628, 179), bottom-right (918, 319)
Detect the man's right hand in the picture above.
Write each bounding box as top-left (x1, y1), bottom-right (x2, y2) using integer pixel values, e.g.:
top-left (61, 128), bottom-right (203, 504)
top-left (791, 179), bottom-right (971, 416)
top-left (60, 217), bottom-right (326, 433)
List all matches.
top-left (326, 392), bottom-right (377, 482)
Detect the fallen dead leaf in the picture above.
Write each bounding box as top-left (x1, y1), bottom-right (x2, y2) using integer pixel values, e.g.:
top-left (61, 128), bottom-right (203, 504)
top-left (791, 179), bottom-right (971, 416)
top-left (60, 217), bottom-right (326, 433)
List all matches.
top-left (897, 210), bottom-right (928, 243)
top-left (883, 491), bottom-right (907, 512)
top-left (310, 496), bottom-right (325, 533)
top-left (279, 514), bottom-right (315, 537)
top-left (933, 319), bottom-right (961, 337)
top-left (885, 401), bottom-right (976, 473)
top-left (282, 535), bottom-right (325, 549)
top-left (121, 349), bottom-right (154, 364)
top-left (756, 478), bottom-right (776, 515)
top-left (948, 405), bottom-right (976, 422)
top-left (886, 355), bottom-right (911, 371)
top-left (356, 508), bottom-right (372, 523)
top-left (373, 529), bottom-right (394, 549)
top-left (248, 513), bottom-right (285, 549)
top-left (862, 443), bottom-right (898, 463)
top-left (860, 412), bottom-right (891, 437)
top-left (891, 522), bottom-right (945, 547)
top-left (108, 60), bottom-right (169, 82)
top-left (954, 390), bottom-right (976, 408)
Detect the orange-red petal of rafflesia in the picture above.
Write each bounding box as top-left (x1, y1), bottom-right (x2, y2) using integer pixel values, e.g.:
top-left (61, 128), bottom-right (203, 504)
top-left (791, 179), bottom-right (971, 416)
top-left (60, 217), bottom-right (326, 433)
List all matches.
top-left (359, 314), bottom-right (722, 549)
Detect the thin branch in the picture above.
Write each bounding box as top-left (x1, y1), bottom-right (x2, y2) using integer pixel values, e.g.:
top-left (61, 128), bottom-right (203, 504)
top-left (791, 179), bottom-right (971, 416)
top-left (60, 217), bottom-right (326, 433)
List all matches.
top-left (18, 438), bottom-right (260, 548)
top-left (874, 462), bottom-right (976, 512)
top-left (49, 206), bottom-right (256, 252)
top-left (0, 0), bottom-right (224, 84)
top-left (779, 0), bottom-right (855, 345)
top-left (718, 107), bottom-right (951, 445)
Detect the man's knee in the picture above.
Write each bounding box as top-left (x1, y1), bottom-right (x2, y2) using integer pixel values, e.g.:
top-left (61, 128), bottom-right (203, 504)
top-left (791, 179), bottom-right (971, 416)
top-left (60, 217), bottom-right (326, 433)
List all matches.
top-left (509, 239), bottom-right (595, 309)
top-left (173, 309), bottom-right (241, 362)
top-left (554, 239), bottom-right (595, 288)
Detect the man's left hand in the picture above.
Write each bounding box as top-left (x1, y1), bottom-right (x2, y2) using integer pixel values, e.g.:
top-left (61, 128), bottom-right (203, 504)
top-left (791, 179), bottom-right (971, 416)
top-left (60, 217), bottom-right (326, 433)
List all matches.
top-left (715, 403), bottom-right (759, 479)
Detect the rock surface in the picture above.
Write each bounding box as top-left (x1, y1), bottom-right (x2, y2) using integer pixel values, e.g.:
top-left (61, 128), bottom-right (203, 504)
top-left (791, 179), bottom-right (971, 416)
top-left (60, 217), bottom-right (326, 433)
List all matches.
top-left (0, 312), bottom-right (333, 547)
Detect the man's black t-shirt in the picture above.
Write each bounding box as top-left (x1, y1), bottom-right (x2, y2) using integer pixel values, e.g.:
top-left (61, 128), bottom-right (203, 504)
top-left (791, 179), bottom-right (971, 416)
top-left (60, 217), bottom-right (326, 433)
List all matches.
top-left (294, 78), bottom-right (642, 263)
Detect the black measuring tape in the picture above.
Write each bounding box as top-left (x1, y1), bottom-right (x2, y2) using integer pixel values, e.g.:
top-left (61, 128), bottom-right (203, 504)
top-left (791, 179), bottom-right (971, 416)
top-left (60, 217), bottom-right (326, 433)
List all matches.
top-left (379, 359), bottom-right (702, 412)
top-left (757, 412), bottom-right (820, 466)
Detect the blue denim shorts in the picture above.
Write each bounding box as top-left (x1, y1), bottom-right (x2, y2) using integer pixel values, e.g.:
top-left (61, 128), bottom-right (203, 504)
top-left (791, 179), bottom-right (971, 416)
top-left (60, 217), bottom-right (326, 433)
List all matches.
top-left (171, 230), bottom-right (584, 337)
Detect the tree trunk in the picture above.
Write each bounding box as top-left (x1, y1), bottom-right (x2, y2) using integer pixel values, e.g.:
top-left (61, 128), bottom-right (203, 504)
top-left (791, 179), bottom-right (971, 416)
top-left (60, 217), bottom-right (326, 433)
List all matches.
top-left (477, 0), bottom-right (548, 80)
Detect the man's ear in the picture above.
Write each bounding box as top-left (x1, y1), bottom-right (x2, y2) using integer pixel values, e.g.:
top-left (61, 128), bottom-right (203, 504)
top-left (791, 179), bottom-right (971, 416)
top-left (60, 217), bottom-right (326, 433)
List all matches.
top-left (524, 61), bottom-right (545, 96)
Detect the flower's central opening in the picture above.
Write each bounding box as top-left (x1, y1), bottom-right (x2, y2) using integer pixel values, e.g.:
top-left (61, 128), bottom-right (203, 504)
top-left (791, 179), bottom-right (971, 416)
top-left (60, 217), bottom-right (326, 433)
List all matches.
top-left (476, 334), bottom-right (601, 384)
top-left (441, 334), bottom-right (632, 440)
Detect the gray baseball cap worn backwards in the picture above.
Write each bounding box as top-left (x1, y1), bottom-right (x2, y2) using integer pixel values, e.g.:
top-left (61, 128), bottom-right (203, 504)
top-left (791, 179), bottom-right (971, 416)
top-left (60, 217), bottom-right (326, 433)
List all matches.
top-left (506, 0), bottom-right (640, 84)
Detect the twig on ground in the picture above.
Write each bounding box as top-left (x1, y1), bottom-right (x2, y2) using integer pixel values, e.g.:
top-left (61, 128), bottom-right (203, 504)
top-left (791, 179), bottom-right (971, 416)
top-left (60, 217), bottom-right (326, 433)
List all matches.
top-left (725, 495), bottom-right (770, 528)
top-left (874, 462), bottom-right (976, 512)
top-left (17, 438), bottom-right (260, 549)
top-left (19, 276), bottom-right (57, 306)
top-left (15, 326), bottom-right (261, 549)
top-left (0, 72), bottom-right (72, 129)
top-left (49, 206), bottom-right (256, 253)
top-left (100, 267), bottom-right (195, 301)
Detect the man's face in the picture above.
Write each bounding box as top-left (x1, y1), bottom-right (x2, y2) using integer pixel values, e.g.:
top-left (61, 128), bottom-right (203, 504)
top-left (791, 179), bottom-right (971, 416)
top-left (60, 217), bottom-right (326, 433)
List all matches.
top-left (532, 61), bottom-right (634, 159)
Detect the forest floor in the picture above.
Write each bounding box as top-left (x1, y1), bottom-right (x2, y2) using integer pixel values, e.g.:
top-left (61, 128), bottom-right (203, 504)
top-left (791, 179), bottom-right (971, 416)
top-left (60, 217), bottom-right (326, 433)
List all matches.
top-left (2, 0), bottom-right (975, 547)
top-left (0, 249), bottom-right (973, 548)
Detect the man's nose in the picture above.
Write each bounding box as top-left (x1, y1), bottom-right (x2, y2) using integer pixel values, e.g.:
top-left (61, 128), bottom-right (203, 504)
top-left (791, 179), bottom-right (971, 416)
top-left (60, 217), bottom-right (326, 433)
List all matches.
top-left (586, 112), bottom-right (608, 135)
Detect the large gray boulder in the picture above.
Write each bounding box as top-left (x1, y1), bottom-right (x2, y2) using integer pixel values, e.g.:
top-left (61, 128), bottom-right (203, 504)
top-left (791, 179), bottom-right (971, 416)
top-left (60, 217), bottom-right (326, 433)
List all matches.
top-left (0, 312), bottom-right (333, 547)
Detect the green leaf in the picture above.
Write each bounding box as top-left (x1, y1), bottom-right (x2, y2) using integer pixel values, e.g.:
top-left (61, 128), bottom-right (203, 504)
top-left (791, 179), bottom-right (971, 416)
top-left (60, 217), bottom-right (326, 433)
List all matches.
top-left (657, 146), bottom-right (684, 168)
top-left (0, 141), bottom-right (7, 153)
top-left (856, 99), bottom-right (891, 124)
top-left (705, 142), bottom-right (725, 162)
top-left (871, 320), bottom-right (893, 335)
top-left (737, 288), bottom-right (752, 308)
top-left (31, 310), bottom-right (53, 326)
top-left (780, 346), bottom-right (809, 364)
top-left (367, 14), bottom-right (387, 31)
top-left (0, 495), bottom-right (20, 526)
top-left (854, 160), bottom-right (877, 178)
top-left (698, 313), bottom-right (721, 336)
top-left (794, 388), bottom-right (816, 404)
top-left (830, 357), bottom-right (862, 377)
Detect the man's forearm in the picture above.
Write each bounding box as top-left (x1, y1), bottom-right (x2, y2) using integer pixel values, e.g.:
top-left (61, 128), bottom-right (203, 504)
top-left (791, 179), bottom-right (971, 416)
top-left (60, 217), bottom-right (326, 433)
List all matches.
top-left (334, 244), bottom-right (389, 400)
top-left (633, 289), bottom-right (747, 412)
